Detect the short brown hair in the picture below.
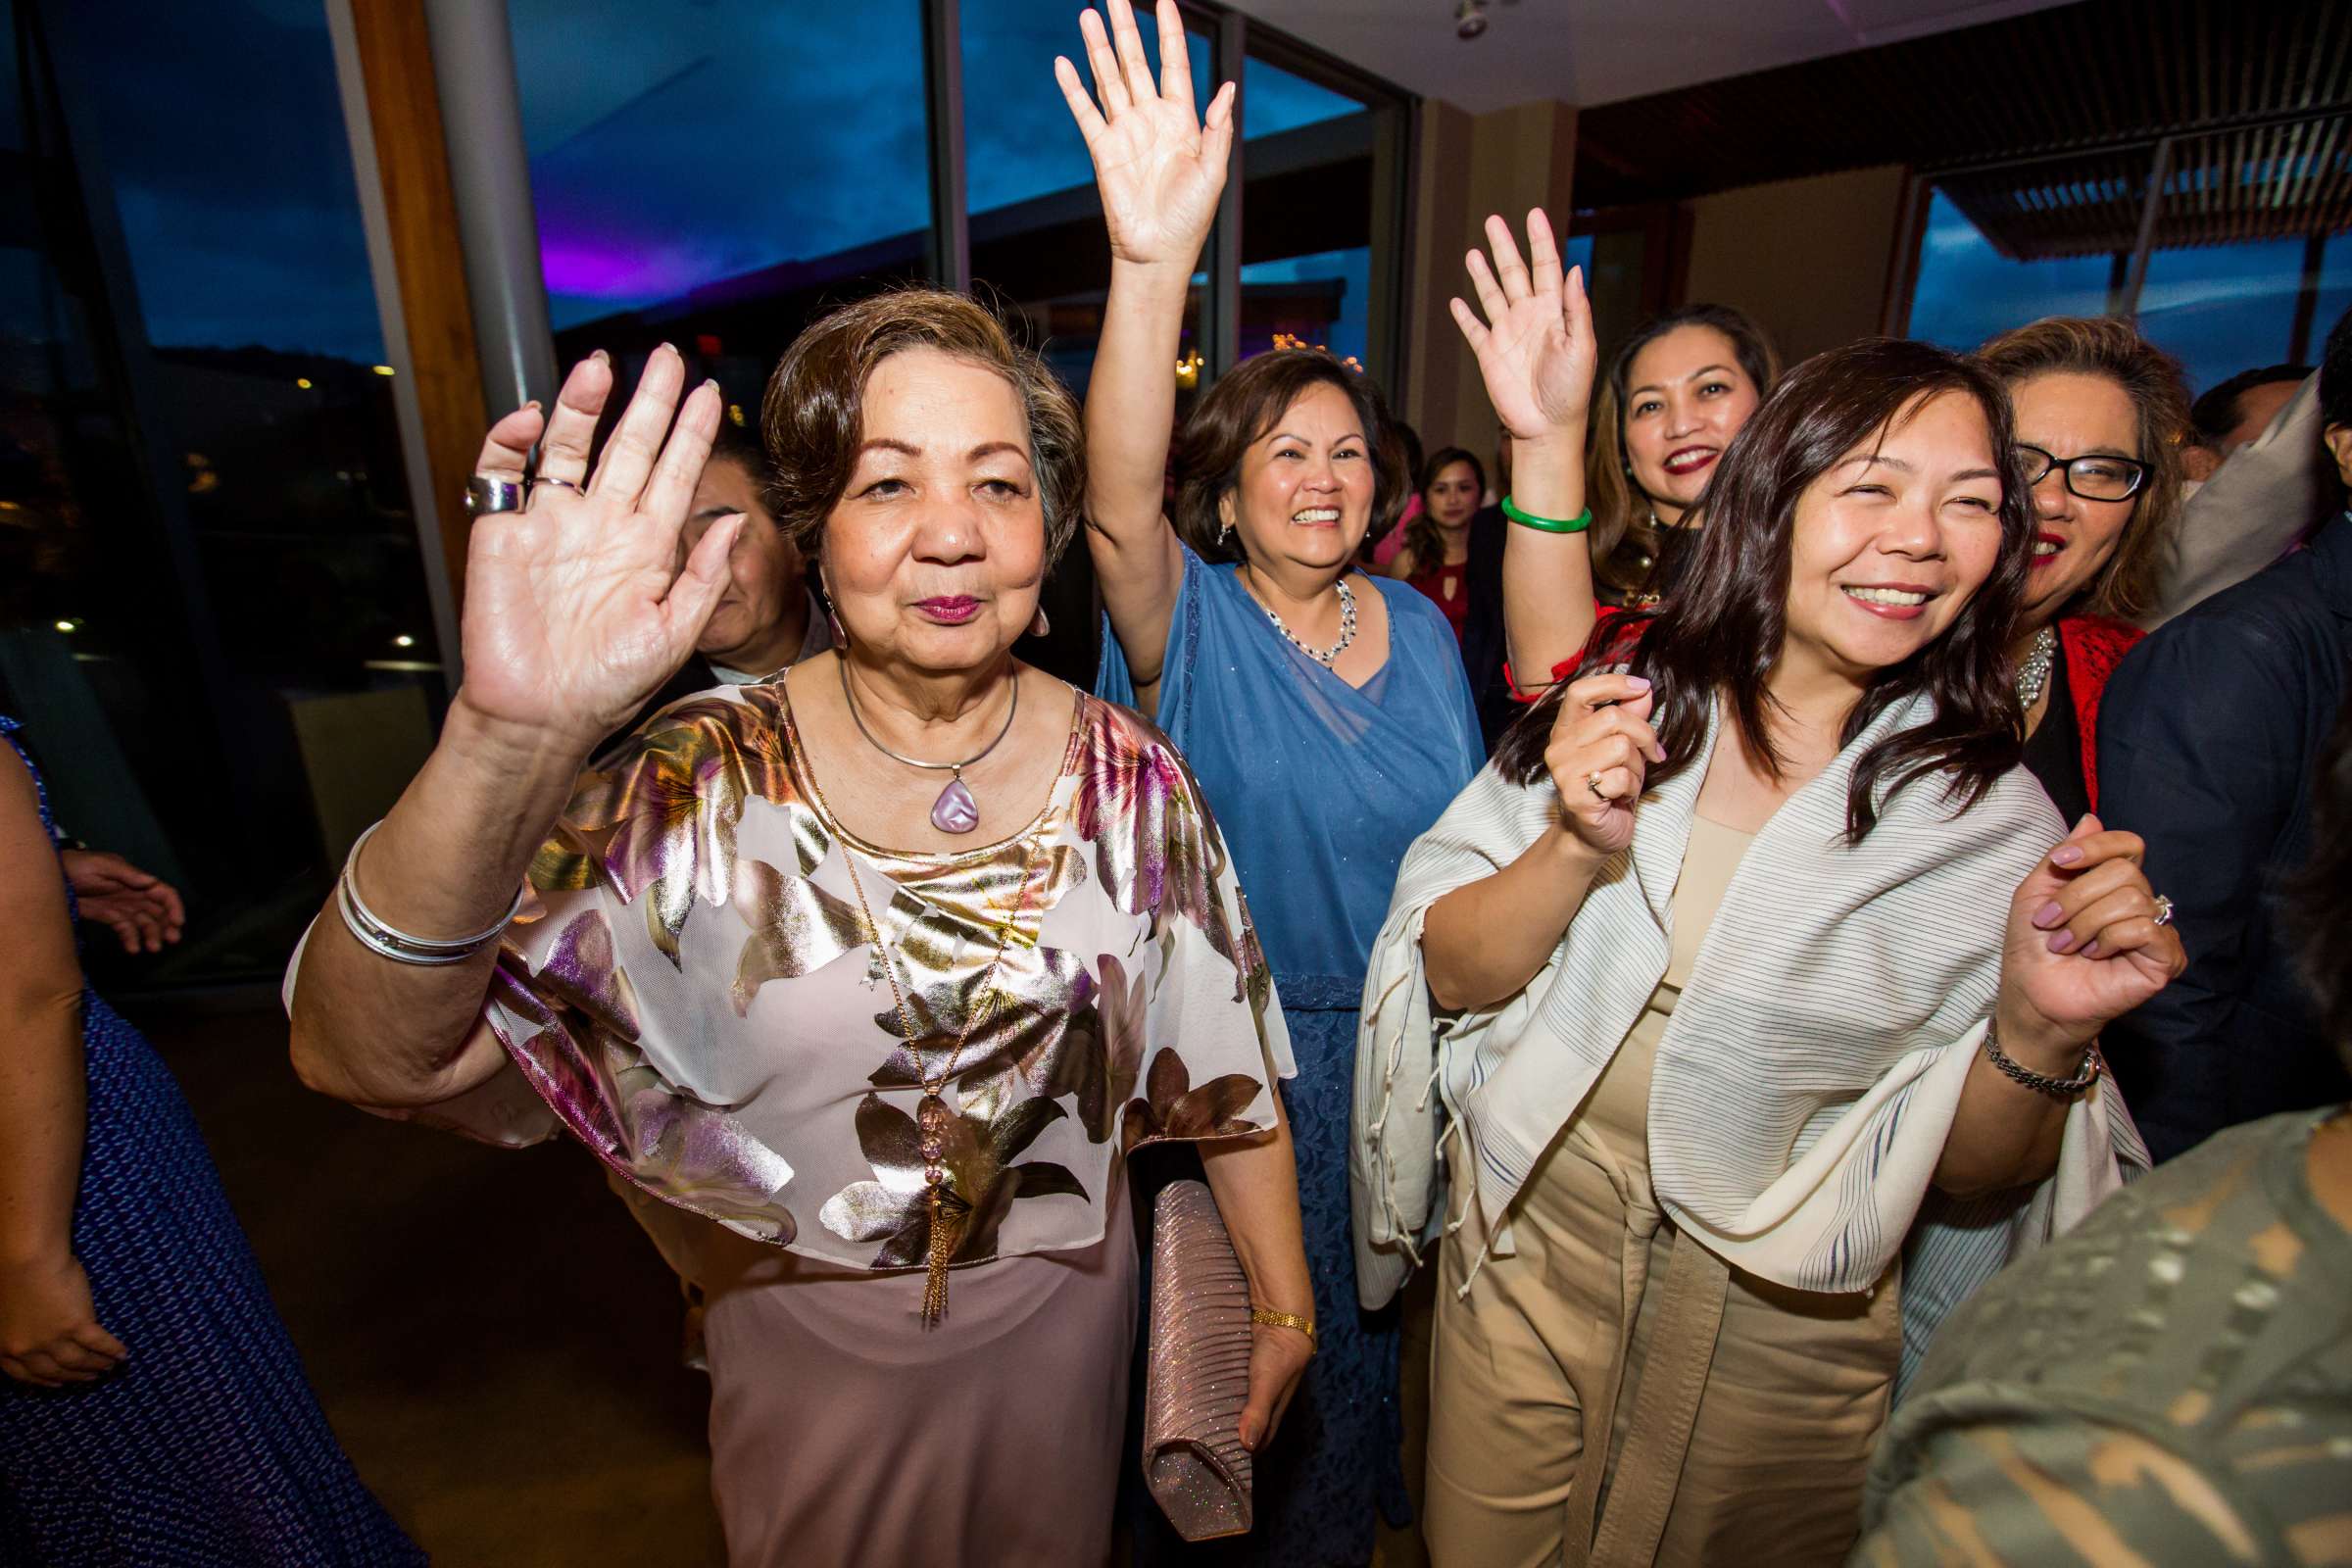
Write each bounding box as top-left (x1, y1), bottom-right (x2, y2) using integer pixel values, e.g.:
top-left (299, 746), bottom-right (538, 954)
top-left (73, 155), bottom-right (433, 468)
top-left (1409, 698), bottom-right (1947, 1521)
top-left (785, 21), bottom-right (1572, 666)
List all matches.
top-left (1973, 317), bottom-right (2189, 622)
top-left (759, 287), bottom-right (1086, 567)
top-left (1171, 349), bottom-right (1407, 564)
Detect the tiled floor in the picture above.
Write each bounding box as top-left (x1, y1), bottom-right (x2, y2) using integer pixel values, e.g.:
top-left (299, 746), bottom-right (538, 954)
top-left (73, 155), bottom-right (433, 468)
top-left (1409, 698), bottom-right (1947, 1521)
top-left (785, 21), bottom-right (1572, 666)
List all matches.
top-left (137, 999), bottom-right (728, 1565)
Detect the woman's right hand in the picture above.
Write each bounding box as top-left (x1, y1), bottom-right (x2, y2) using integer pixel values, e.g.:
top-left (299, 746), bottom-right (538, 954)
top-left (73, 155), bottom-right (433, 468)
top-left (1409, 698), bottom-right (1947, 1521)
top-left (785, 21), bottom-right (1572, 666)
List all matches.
top-left (1544, 672), bottom-right (1664, 858)
top-left (1055, 0), bottom-right (1234, 270)
top-left (456, 345), bottom-right (743, 755)
top-left (1, 1251), bottom-right (126, 1388)
top-left (1451, 211), bottom-right (1597, 444)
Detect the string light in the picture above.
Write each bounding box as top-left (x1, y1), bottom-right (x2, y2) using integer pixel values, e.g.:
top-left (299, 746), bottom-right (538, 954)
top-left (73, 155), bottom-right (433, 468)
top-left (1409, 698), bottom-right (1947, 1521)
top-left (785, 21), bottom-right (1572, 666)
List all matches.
top-left (371, 365), bottom-right (396, 376)
top-left (295, 376), bottom-right (313, 389)
top-left (393, 634), bottom-right (416, 649)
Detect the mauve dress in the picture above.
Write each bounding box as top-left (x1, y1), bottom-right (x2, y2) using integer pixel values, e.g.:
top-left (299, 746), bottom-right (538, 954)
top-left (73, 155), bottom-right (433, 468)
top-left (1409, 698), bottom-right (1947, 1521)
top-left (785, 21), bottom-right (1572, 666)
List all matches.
top-left (370, 680), bottom-right (1294, 1568)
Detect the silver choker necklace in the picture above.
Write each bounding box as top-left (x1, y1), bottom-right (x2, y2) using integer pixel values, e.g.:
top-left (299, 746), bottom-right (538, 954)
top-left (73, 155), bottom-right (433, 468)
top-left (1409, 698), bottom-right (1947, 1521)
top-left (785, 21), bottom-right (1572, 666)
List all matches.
top-left (2015, 625), bottom-right (2058, 710)
top-left (838, 661), bottom-right (1018, 834)
top-left (1258, 575), bottom-right (1357, 667)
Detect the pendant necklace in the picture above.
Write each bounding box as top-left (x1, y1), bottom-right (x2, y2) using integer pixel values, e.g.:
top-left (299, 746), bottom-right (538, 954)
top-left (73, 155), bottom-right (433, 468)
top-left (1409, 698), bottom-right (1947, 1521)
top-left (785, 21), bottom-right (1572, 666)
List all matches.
top-left (819, 783), bottom-right (1046, 1325)
top-left (2015, 625), bottom-right (2058, 710)
top-left (840, 659), bottom-right (1019, 834)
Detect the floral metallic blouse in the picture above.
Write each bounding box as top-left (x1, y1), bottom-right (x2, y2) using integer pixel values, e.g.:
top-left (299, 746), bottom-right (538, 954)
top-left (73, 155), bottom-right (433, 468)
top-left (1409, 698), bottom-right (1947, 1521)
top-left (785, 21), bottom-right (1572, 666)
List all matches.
top-left (476, 679), bottom-right (1292, 1273)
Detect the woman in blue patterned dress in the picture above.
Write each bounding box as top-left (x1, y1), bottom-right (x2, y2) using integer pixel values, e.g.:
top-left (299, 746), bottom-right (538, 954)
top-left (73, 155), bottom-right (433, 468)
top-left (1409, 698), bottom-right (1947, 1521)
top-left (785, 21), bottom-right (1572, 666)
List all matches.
top-left (0, 716), bottom-right (421, 1566)
top-left (1054, 5), bottom-right (1516, 1558)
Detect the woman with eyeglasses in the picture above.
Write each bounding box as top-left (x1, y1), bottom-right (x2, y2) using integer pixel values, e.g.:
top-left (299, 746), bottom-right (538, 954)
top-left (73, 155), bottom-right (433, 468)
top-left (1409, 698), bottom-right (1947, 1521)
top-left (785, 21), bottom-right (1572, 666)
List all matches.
top-left (1972, 318), bottom-right (2190, 818)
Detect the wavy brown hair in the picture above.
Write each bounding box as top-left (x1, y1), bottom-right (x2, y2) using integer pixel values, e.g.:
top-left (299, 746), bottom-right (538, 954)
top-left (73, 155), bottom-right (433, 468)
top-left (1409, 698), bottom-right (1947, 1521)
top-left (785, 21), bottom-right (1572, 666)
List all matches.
top-left (1495, 337), bottom-right (2034, 843)
top-left (1171, 349), bottom-right (1408, 565)
top-left (1399, 447), bottom-right (1486, 573)
top-left (760, 286), bottom-right (1086, 567)
top-left (1972, 316), bottom-right (2189, 622)
top-left (1587, 304), bottom-right (1781, 602)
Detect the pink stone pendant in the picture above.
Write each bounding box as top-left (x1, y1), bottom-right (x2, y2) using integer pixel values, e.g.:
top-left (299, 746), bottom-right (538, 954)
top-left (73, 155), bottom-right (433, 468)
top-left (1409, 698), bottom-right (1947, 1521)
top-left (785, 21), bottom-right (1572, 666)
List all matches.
top-left (930, 775), bottom-right (980, 834)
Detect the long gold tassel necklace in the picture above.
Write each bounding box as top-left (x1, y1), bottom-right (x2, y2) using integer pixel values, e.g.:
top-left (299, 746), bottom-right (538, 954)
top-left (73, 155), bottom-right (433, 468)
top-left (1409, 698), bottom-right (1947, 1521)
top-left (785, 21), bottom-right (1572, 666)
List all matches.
top-left (830, 805), bottom-right (1046, 1325)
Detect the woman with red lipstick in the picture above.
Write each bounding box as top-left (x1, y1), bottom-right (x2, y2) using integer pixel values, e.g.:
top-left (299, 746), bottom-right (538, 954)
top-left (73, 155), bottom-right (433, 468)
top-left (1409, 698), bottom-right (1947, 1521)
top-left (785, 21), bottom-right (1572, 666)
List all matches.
top-left (1058, 4), bottom-right (1486, 1560)
top-left (1356, 338), bottom-right (2177, 1563)
top-left (1974, 318), bottom-right (2190, 818)
top-left (1585, 304), bottom-right (1780, 608)
top-left (281, 286), bottom-right (1319, 1566)
top-left (1389, 447), bottom-right (1487, 639)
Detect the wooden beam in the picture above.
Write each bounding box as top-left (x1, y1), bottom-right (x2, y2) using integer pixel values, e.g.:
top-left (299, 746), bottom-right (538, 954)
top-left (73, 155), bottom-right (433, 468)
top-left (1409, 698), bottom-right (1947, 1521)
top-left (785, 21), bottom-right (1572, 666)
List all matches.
top-left (345, 0), bottom-right (487, 616)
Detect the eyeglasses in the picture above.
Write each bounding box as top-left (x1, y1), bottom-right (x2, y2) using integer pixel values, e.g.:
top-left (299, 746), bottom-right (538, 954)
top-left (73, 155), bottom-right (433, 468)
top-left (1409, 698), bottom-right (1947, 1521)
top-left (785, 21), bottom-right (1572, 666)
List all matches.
top-left (2016, 444), bottom-right (2149, 503)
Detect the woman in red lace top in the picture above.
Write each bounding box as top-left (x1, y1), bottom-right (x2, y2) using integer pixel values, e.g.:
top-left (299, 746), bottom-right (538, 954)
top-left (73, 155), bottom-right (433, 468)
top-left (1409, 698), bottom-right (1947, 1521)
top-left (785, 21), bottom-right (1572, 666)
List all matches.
top-left (1974, 318), bottom-right (2190, 815)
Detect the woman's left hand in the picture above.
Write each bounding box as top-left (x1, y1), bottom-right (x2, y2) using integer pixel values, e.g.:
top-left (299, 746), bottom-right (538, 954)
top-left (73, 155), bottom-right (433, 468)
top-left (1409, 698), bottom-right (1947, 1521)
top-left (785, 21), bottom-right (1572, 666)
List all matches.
top-left (1450, 211), bottom-right (1596, 443)
top-left (61, 850), bottom-right (184, 954)
top-left (1241, 1314), bottom-right (1313, 1452)
top-left (1995, 813), bottom-right (2185, 1055)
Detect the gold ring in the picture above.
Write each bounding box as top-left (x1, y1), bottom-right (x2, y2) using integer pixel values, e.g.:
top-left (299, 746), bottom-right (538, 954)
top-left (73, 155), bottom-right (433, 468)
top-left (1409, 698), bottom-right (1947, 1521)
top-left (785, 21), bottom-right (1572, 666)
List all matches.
top-left (1586, 770), bottom-right (1608, 801)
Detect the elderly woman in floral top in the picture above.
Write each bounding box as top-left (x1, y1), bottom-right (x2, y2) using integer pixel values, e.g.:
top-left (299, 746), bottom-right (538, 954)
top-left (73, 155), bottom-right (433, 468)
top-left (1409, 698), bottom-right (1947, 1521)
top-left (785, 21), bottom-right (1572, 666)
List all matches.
top-left (285, 291), bottom-right (1314, 1568)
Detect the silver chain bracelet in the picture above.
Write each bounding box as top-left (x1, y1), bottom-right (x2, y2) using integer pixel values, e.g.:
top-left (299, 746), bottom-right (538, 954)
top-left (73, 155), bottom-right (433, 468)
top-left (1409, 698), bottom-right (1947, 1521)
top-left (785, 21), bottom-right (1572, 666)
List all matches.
top-left (1982, 1023), bottom-right (2103, 1100)
top-left (334, 820), bottom-right (522, 966)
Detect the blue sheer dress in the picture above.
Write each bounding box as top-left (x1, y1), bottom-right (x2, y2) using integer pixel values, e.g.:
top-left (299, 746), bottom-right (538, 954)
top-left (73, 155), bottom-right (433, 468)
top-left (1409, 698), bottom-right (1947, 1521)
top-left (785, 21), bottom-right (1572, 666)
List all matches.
top-left (1099, 547), bottom-right (1482, 1565)
top-left (0, 717), bottom-right (422, 1567)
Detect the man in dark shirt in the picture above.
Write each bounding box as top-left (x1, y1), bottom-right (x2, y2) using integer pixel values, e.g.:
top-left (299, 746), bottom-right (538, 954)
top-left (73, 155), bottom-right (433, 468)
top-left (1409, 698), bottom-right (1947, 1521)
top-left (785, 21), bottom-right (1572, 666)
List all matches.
top-left (2096, 312), bottom-right (2352, 1160)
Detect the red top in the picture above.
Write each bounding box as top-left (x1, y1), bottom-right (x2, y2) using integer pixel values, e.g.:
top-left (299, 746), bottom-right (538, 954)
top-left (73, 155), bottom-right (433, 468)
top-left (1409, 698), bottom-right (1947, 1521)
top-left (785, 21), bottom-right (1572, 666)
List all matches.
top-left (2055, 612), bottom-right (2142, 810)
top-left (1407, 563), bottom-right (1472, 644)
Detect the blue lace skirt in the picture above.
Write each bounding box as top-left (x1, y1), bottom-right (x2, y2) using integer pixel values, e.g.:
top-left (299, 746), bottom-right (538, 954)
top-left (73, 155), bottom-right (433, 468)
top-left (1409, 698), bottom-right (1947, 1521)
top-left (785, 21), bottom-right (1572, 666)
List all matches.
top-left (1130, 973), bottom-right (1407, 1568)
top-left (0, 992), bottom-right (423, 1567)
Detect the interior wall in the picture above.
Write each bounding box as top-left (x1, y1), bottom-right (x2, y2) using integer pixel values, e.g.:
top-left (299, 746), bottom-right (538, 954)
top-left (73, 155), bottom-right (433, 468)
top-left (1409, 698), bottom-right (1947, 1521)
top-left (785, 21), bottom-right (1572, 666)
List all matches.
top-left (1403, 99), bottom-right (1577, 461)
top-left (1677, 164), bottom-right (1910, 367)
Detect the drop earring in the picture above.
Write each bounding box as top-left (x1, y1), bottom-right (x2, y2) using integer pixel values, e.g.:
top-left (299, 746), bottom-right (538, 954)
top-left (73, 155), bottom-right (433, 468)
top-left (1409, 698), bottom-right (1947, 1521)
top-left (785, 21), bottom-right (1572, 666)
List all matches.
top-left (819, 579), bottom-right (847, 647)
top-left (1028, 604), bottom-right (1051, 638)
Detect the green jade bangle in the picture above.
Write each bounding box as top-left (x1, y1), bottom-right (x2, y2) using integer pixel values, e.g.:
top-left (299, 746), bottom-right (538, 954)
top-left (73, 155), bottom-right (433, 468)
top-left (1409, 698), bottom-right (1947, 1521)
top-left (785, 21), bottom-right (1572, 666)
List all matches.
top-left (1499, 494), bottom-right (1592, 533)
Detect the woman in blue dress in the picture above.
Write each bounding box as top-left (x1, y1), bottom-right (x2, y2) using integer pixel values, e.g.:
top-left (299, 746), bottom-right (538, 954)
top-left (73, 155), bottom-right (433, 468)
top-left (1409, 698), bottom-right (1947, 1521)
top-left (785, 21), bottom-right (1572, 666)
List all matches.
top-left (1054, 5), bottom-right (1591, 1557)
top-left (0, 715), bottom-right (422, 1567)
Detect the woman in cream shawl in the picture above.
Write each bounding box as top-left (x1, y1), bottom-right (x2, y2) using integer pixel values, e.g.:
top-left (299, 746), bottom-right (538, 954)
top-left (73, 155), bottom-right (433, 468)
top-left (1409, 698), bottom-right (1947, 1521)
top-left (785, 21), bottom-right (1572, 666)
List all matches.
top-left (1351, 264), bottom-right (2181, 1568)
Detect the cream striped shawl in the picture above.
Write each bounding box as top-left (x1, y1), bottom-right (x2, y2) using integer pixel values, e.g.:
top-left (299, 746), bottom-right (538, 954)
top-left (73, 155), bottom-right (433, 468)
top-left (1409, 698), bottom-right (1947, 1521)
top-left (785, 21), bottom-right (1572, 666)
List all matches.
top-left (1350, 689), bottom-right (2147, 1367)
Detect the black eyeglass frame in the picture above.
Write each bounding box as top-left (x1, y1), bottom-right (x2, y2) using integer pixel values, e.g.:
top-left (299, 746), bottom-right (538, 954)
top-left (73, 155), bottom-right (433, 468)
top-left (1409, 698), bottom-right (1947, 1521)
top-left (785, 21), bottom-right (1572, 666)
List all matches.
top-left (2015, 444), bottom-right (2150, 502)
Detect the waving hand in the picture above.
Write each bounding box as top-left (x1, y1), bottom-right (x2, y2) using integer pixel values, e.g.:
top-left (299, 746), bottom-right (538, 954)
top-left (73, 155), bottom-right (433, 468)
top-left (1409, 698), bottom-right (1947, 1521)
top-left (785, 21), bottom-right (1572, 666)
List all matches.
top-left (456, 345), bottom-right (742, 753)
top-left (1452, 211), bottom-right (1596, 442)
top-left (1055, 0), bottom-right (1235, 268)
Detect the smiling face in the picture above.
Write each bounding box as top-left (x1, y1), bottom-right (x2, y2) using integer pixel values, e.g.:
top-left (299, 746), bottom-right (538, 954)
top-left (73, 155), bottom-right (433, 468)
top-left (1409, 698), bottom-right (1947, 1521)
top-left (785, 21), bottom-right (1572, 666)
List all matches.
top-left (1623, 323), bottom-right (1765, 520)
top-left (1423, 459), bottom-right (1482, 530)
top-left (1220, 381), bottom-right (1377, 571)
top-left (2009, 371), bottom-right (2142, 626)
top-left (818, 346), bottom-right (1046, 673)
top-left (682, 453), bottom-right (806, 669)
top-left (1779, 389), bottom-right (2008, 686)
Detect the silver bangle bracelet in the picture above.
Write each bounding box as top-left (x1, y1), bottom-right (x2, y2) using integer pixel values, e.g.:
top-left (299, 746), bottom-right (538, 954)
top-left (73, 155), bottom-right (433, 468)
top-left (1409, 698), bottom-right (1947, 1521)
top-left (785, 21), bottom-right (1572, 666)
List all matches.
top-left (334, 820), bottom-right (522, 966)
top-left (1982, 1024), bottom-right (2103, 1100)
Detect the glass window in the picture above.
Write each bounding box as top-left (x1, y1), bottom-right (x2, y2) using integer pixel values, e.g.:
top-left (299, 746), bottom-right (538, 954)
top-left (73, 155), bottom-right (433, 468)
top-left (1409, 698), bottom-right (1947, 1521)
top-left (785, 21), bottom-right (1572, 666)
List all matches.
top-left (1238, 56), bottom-right (1378, 369)
top-left (2136, 237), bottom-right (2311, 394)
top-left (2313, 230), bottom-right (2352, 356)
top-left (7, 0), bottom-right (441, 986)
top-left (509, 0), bottom-right (933, 393)
top-left (1908, 188), bottom-right (2114, 354)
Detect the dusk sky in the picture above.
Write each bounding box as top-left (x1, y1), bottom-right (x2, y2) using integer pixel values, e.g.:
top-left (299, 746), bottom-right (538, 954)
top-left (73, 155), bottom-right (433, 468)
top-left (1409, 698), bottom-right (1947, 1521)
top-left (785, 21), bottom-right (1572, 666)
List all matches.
top-left (25, 0), bottom-right (2341, 395)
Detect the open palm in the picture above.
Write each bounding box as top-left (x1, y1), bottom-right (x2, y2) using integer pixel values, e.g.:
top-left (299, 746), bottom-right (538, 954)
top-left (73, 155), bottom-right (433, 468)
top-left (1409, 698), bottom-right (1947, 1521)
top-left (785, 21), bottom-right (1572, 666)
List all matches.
top-left (1055, 0), bottom-right (1234, 268)
top-left (458, 346), bottom-right (741, 751)
top-left (1452, 211), bottom-right (1597, 441)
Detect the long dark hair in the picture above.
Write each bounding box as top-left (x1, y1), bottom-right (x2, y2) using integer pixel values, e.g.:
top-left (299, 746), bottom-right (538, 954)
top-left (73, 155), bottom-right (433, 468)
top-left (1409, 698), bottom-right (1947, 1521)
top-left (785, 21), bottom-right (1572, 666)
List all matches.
top-left (1400, 447), bottom-right (1486, 572)
top-left (1588, 303), bottom-right (1781, 601)
top-left (1496, 337), bottom-right (2033, 843)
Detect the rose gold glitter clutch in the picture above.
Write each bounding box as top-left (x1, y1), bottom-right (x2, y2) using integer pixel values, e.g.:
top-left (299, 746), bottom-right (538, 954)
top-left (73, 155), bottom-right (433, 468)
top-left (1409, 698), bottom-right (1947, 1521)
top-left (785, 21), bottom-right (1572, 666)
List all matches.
top-left (1142, 1179), bottom-right (1254, 1542)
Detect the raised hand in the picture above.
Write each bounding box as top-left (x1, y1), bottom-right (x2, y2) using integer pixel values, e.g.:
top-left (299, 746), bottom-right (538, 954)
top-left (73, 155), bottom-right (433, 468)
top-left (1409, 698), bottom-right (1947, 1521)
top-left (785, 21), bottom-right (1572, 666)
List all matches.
top-left (1055, 0), bottom-right (1235, 269)
top-left (1451, 211), bottom-right (1597, 441)
top-left (61, 850), bottom-right (184, 954)
top-left (456, 344), bottom-right (742, 755)
top-left (1996, 814), bottom-right (2184, 1055)
top-left (1544, 673), bottom-right (1664, 858)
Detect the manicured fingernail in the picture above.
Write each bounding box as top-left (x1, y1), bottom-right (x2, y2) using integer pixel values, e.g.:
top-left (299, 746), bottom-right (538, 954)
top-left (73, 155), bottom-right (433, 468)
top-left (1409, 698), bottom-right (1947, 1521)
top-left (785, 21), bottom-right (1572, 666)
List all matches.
top-left (2051, 845), bottom-right (2084, 866)
top-left (590, 348), bottom-right (610, 365)
top-left (1627, 675), bottom-right (1651, 690)
top-left (703, 377), bottom-right (720, 393)
top-left (2046, 930), bottom-right (2079, 955)
top-left (523, 399), bottom-right (542, 411)
top-left (2032, 900), bottom-right (2064, 929)
top-left (2081, 940), bottom-right (2102, 958)
top-left (658, 341), bottom-right (676, 356)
